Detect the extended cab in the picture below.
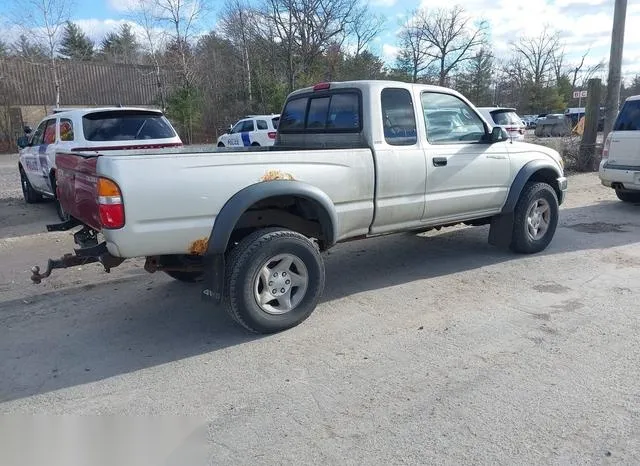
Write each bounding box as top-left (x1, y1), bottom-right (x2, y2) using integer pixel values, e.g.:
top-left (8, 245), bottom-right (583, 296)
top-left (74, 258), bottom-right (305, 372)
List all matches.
top-left (34, 80), bottom-right (567, 334)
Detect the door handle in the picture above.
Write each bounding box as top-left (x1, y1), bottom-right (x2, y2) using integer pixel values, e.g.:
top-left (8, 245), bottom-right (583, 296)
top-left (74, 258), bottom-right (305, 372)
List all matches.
top-left (433, 157), bottom-right (447, 167)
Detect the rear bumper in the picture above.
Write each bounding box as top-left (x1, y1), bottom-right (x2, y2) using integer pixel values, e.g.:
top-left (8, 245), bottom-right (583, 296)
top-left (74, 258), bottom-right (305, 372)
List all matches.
top-left (599, 161), bottom-right (640, 191)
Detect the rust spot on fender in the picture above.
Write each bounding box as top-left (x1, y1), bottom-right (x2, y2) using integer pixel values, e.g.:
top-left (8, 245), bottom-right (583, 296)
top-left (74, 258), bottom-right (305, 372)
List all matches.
top-left (189, 237), bottom-right (209, 256)
top-left (261, 169), bottom-right (295, 182)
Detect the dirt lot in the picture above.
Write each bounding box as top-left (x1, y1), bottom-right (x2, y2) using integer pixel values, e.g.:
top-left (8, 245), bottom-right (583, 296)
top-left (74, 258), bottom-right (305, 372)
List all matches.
top-left (1, 153), bottom-right (640, 464)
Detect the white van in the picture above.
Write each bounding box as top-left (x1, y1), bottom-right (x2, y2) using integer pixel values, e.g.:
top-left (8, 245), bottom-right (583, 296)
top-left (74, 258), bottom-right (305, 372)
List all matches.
top-left (599, 95), bottom-right (640, 202)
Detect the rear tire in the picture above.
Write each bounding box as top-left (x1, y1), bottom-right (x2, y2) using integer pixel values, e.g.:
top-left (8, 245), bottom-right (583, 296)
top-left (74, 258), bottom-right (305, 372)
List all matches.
top-left (510, 182), bottom-right (559, 254)
top-left (164, 271), bottom-right (204, 283)
top-left (615, 190), bottom-right (640, 203)
top-left (20, 167), bottom-right (42, 204)
top-left (217, 142), bottom-right (225, 148)
top-left (225, 228), bottom-right (325, 334)
top-left (251, 142), bottom-right (260, 147)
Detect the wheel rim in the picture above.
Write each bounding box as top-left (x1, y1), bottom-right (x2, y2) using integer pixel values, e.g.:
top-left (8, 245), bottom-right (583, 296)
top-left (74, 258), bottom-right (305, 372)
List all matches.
top-left (526, 198), bottom-right (551, 241)
top-left (253, 253), bottom-right (309, 315)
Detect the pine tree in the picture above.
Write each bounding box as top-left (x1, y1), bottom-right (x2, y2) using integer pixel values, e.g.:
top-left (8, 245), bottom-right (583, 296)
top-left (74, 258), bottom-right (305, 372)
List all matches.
top-left (455, 48), bottom-right (494, 106)
top-left (13, 35), bottom-right (47, 60)
top-left (100, 23), bottom-right (139, 64)
top-left (59, 22), bottom-right (94, 60)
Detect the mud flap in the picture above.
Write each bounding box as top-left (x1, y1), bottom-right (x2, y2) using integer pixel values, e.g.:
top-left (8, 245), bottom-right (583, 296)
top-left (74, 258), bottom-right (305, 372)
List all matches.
top-left (488, 213), bottom-right (514, 250)
top-left (201, 254), bottom-right (224, 305)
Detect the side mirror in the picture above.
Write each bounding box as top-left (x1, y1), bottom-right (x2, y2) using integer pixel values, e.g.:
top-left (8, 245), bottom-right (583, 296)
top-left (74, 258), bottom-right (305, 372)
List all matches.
top-left (489, 126), bottom-right (507, 143)
top-left (23, 126), bottom-right (32, 135)
top-left (228, 125), bottom-right (233, 133)
top-left (16, 136), bottom-right (29, 149)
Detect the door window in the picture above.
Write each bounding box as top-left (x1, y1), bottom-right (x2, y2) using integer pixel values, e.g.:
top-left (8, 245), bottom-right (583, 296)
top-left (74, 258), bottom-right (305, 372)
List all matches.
top-left (257, 120), bottom-right (268, 130)
top-left (421, 92), bottom-right (486, 144)
top-left (381, 88), bottom-right (417, 146)
top-left (60, 118), bottom-right (74, 141)
top-left (31, 120), bottom-right (50, 146)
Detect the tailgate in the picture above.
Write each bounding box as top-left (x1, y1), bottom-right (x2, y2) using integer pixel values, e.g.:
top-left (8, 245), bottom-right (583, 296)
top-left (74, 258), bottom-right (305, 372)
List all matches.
top-left (56, 152), bottom-right (102, 231)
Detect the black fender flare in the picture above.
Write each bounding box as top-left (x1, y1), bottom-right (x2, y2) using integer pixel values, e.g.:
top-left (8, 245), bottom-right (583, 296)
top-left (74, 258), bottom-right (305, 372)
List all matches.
top-left (489, 160), bottom-right (562, 249)
top-left (201, 180), bottom-right (339, 303)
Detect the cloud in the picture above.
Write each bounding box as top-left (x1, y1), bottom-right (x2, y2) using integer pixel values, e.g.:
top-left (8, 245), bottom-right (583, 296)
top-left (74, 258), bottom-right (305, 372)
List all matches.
top-left (382, 44), bottom-right (400, 62)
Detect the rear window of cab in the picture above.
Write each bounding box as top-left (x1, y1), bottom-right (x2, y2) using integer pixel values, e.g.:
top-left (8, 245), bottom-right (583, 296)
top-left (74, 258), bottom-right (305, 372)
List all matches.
top-left (614, 100), bottom-right (640, 131)
top-left (82, 110), bottom-right (177, 141)
top-left (279, 91), bottom-right (361, 132)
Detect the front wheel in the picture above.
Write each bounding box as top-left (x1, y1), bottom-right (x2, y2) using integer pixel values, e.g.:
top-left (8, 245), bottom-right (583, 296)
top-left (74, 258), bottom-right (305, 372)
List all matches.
top-left (225, 228), bottom-right (325, 334)
top-left (510, 182), bottom-right (559, 254)
top-left (615, 190), bottom-right (640, 203)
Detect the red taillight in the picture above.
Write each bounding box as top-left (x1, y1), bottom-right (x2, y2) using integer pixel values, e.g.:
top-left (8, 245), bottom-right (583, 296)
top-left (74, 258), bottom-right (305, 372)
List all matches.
top-left (97, 177), bottom-right (124, 229)
top-left (505, 126), bottom-right (517, 132)
top-left (267, 131), bottom-right (277, 139)
top-left (313, 82), bottom-right (330, 91)
top-left (602, 134), bottom-right (612, 160)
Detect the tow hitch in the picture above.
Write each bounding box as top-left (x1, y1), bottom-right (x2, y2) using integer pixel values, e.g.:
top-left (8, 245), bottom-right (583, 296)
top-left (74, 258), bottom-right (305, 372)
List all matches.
top-left (30, 224), bottom-right (125, 284)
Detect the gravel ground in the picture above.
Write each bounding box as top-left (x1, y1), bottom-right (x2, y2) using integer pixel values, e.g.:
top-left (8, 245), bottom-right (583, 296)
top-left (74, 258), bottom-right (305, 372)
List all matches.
top-left (1, 153), bottom-right (640, 465)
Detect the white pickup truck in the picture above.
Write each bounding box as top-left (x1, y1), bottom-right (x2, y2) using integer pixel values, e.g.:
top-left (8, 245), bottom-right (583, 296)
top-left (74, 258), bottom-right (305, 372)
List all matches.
top-left (35, 80), bottom-right (567, 334)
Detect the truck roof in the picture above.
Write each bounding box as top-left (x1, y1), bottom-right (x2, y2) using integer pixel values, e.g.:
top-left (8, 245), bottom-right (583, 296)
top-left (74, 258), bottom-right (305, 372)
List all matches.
top-left (287, 80), bottom-right (467, 100)
top-left (626, 95), bottom-right (640, 102)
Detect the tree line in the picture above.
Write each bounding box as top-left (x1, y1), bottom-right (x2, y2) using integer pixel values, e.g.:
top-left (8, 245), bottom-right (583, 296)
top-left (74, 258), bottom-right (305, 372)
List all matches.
top-left (2, 0), bottom-right (640, 144)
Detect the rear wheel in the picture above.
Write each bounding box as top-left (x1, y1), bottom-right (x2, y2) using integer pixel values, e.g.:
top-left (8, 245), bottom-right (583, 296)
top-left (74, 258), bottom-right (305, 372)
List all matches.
top-left (217, 142), bottom-right (225, 147)
top-left (510, 182), bottom-right (559, 254)
top-left (615, 190), bottom-right (640, 203)
top-left (251, 142), bottom-right (260, 147)
top-left (20, 167), bottom-right (42, 204)
top-left (225, 228), bottom-right (325, 334)
top-left (164, 270), bottom-right (204, 282)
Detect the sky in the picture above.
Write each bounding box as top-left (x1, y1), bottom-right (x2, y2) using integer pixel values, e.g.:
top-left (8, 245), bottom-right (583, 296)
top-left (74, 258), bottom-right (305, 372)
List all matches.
top-left (2, 0), bottom-right (640, 81)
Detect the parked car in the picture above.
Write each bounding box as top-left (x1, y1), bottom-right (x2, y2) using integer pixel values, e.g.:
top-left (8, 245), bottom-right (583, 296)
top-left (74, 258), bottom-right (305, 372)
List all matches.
top-left (534, 113), bottom-right (572, 137)
top-left (477, 107), bottom-right (527, 141)
top-left (34, 80), bottom-right (567, 334)
top-left (17, 107), bottom-right (182, 220)
top-left (217, 114), bottom-right (281, 147)
top-left (599, 95), bottom-right (640, 202)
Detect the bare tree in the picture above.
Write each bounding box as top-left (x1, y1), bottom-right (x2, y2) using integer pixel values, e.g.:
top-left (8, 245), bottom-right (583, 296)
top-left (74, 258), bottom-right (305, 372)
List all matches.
top-left (16, 0), bottom-right (71, 107)
top-left (219, 0), bottom-right (256, 104)
top-left (512, 25), bottom-right (560, 86)
top-left (132, 0), bottom-right (169, 111)
top-left (264, 0), bottom-right (359, 92)
top-left (420, 6), bottom-right (487, 86)
top-left (348, 3), bottom-right (385, 58)
top-left (395, 9), bottom-right (436, 83)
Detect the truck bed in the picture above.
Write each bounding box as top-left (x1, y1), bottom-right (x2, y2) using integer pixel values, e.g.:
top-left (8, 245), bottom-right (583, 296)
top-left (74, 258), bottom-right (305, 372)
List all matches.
top-left (55, 146), bottom-right (376, 258)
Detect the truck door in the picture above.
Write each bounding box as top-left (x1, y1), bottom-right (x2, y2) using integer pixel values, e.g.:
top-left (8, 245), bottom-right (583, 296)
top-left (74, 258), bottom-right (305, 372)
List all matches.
top-left (420, 91), bottom-right (511, 222)
top-left (370, 87), bottom-right (428, 234)
top-left (36, 118), bottom-right (58, 195)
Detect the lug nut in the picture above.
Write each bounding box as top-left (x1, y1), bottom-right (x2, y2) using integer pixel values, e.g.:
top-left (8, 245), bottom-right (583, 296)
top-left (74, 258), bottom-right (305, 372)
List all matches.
top-left (281, 288), bottom-right (285, 293)
top-left (285, 280), bottom-right (290, 285)
top-left (273, 273), bottom-right (278, 277)
top-left (269, 281), bottom-right (273, 286)
top-left (282, 272), bottom-right (287, 276)
top-left (272, 289), bottom-right (277, 294)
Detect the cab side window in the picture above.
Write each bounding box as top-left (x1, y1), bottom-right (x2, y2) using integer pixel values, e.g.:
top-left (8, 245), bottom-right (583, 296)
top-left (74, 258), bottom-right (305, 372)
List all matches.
top-left (60, 118), bottom-right (74, 141)
top-left (241, 120), bottom-right (255, 132)
top-left (381, 88), bottom-right (417, 146)
top-left (421, 92), bottom-right (486, 144)
top-left (257, 120), bottom-right (268, 130)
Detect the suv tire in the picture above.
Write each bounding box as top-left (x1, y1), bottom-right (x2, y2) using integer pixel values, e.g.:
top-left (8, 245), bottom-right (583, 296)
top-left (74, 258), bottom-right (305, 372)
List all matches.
top-left (225, 228), bottom-right (325, 334)
top-left (510, 182), bottom-right (559, 254)
top-left (20, 167), bottom-right (42, 204)
top-left (615, 190), bottom-right (640, 203)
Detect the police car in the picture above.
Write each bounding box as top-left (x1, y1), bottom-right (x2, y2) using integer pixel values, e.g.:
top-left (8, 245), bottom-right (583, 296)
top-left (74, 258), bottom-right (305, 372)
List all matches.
top-left (217, 114), bottom-right (280, 147)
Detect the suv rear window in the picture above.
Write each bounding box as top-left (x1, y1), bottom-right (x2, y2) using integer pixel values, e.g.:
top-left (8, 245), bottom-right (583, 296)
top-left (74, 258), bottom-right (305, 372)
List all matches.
top-left (614, 100), bottom-right (640, 131)
top-left (490, 110), bottom-right (522, 126)
top-left (279, 91), bottom-right (361, 132)
top-left (82, 110), bottom-right (176, 141)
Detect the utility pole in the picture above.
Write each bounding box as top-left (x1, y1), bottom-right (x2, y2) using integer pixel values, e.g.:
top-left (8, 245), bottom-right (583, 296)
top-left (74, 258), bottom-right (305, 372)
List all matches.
top-left (579, 78), bottom-right (602, 171)
top-left (603, 0), bottom-right (627, 138)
